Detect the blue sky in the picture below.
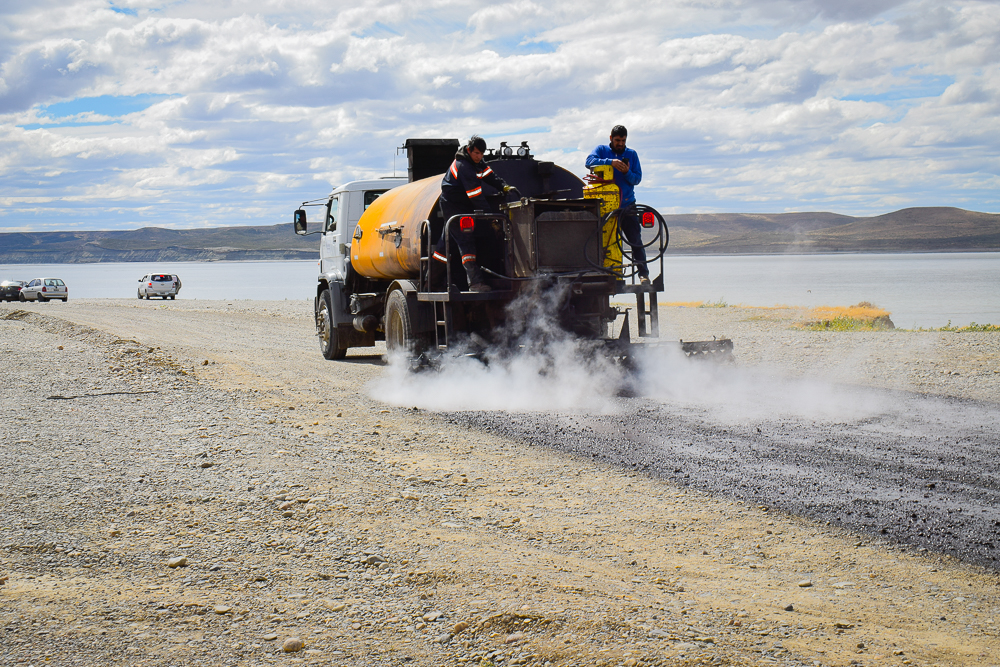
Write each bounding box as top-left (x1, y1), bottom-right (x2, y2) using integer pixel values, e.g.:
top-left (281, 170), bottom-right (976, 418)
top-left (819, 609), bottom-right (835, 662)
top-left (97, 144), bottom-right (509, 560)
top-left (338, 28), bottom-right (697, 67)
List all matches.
top-left (1, 0), bottom-right (998, 232)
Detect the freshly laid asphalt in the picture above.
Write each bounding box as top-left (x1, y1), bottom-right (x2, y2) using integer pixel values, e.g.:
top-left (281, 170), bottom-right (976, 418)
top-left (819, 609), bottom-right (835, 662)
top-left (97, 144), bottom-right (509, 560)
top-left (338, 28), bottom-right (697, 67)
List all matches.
top-left (454, 387), bottom-right (1000, 571)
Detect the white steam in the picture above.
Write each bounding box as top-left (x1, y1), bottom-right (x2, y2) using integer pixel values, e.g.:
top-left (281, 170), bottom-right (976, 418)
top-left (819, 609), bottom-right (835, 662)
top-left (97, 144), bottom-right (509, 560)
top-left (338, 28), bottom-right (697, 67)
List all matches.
top-left (372, 283), bottom-right (628, 412)
top-left (372, 288), bottom-right (889, 424)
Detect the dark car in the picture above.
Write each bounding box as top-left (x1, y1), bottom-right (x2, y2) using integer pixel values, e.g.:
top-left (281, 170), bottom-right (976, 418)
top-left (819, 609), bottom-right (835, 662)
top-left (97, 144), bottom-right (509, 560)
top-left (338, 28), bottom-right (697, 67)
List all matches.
top-left (1, 280), bottom-right (26, 302)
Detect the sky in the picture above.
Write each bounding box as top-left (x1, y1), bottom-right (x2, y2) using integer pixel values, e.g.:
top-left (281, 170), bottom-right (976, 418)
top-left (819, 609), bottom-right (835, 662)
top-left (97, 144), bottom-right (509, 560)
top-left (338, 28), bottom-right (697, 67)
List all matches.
top-left (1, 0), bottom-right (998, 232)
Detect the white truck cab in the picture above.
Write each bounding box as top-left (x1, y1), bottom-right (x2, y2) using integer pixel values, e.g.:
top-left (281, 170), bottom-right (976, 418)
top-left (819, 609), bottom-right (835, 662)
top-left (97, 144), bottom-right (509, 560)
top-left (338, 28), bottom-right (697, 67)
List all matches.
top-left (309, 177), bottom-right (407, 281)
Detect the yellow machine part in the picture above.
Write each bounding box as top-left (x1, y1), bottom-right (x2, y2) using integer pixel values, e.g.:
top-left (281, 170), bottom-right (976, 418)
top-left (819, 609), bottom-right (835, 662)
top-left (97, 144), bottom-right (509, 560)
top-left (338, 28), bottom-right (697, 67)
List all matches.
top-left (351, 175), bottom-right (442, 280)
top-left (583, 165), bottom-right (622, 273)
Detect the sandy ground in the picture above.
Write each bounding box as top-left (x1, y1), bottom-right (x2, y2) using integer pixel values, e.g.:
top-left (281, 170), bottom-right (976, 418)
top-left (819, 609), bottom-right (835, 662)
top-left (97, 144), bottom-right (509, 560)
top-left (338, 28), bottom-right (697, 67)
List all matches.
top-left (2, 298), bottom-right (999, 667)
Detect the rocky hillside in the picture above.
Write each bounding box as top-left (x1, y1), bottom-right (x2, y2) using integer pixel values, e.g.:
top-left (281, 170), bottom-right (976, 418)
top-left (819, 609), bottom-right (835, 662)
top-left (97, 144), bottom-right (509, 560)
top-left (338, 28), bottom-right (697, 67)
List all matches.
top-left (2, 207), bottom-right (999, 263)
top-left (0, 224), bottom-right (317, 263)
top-left (664, 207), bottom-right (1000, 254)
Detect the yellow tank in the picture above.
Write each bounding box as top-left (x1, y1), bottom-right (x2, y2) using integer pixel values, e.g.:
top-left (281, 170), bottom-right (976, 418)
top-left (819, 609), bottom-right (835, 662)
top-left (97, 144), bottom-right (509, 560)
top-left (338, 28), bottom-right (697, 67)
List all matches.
top-left (350, 175), bottom-right (442, 280)
top-left (583, 165), bottom-right (622, 273)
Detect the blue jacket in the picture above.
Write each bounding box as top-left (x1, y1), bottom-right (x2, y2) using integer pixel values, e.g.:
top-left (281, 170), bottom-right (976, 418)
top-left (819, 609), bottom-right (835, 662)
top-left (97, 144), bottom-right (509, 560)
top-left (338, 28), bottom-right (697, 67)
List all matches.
top-left (585, 143), bottom-right (642, 206)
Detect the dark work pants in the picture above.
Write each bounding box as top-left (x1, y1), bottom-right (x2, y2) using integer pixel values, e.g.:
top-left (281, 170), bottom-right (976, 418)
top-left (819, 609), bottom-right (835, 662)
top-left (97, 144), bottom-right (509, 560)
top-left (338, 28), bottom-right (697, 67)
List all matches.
top-left (434, 200), bottom-right (479, 266)
top-left (618, 208), bottom-right (648, 278)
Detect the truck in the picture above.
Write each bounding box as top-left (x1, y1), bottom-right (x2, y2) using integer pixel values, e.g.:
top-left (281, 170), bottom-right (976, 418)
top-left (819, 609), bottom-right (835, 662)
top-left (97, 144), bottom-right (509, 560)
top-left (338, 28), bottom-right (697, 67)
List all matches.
top-left (293, 138), bottom-right (732, 364)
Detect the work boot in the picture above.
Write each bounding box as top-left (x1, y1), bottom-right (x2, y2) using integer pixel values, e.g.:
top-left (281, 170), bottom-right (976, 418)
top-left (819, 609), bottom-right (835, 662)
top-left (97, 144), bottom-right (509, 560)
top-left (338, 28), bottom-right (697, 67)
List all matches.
top-left (464, 261), bottom-right (491, 292)
top-left (639, 275), bottom-right (651, 286)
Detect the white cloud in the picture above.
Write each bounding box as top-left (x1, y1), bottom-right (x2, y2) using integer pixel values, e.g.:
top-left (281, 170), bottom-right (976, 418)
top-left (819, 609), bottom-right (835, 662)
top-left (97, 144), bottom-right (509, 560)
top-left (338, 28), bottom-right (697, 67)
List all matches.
top-left (1, 0), bottom-right (999, 233)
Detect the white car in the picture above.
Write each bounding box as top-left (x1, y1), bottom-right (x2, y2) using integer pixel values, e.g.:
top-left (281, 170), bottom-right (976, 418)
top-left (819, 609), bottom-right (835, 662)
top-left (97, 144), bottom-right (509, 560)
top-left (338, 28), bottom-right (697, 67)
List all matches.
top-left (20, 278), bottom-right (67, 302)
top-left (138, 274), bottom-right (182, 300)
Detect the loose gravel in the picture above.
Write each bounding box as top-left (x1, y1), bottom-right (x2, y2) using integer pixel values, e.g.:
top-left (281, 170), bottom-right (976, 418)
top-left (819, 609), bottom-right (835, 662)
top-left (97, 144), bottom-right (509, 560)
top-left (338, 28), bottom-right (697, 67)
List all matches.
top-left (2, 299), bottom-right (999, 667)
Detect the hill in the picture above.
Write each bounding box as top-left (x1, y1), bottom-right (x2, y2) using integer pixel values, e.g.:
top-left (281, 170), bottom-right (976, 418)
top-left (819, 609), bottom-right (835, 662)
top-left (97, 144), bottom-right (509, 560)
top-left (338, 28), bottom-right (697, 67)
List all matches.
top-left (664, 207), bottom-right (1000, 254)
top-left (0, 224), bottom-right (316, 264)
top-left (1, 207), bottom-right (998, 264)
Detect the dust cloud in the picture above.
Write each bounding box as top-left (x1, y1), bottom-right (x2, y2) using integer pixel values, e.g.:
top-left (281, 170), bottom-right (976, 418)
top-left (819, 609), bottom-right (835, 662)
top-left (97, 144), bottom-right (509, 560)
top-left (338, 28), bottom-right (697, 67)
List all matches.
top-left (372, 289), bottom-right (890, 424)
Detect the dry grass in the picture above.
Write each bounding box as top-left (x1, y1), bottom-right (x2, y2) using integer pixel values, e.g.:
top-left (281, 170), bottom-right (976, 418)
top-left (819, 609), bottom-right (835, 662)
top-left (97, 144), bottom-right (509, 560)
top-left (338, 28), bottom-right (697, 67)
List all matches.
top-left (799, 301), bottom-right (895, 331)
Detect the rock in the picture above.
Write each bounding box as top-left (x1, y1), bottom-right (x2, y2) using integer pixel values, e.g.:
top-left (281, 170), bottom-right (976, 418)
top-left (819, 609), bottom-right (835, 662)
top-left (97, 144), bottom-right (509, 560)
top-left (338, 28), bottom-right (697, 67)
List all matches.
top-left (167, 556), bottom-right (188, 568)
top-left (453, 621), bottom-right (469, 634)
top-left (797, 580), bottom-right (813, 587)
top-left (423, 611), bottom-right (443, 622)
top-left (214, 605), bottom-right (232, 615)
top-left (279, 501), bottom-right (294, 510)
top-left (436, 632), bottom-right (452, 644)
top-left (108, 529), bottom-right (121, 537)
top-left (282, 510), bottom-right (294, 518)
top-left (784, 604), bottom-right (794, 612)
top-left (624, 659), bottom-right (638, 667)
top-left (505, 631), bottom-right (525, 644)
top-left (262, 633), bottom-right (278, 641)
top-left (364, 555), bottom-right (386, 565)
top-left (834, 620), bottom-right (855, 629)
top-left (199, 461), bottom-right (214, 468)
top-left (282, 637), bottom-right (305, 652)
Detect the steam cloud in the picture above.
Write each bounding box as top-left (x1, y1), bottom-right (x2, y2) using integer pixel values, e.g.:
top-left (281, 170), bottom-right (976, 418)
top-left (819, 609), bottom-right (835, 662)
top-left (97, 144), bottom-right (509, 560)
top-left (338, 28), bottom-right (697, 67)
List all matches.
top-left (372, 288), bottom-right (889, 424)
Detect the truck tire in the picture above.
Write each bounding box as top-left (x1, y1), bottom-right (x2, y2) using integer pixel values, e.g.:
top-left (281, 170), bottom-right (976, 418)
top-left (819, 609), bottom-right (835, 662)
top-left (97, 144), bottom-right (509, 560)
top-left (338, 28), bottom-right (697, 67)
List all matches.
top-left (137, 290), bottom-right (142, 299)
top-left (317, 289), bottom-right (347, 360)
top-left (385, 289), bottom-right (428, 357)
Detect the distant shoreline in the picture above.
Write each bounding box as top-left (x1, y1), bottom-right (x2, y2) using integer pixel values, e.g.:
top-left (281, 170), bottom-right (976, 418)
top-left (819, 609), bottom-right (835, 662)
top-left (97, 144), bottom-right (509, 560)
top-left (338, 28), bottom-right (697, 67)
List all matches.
top-left (2, 247), bottom-right (998, 265)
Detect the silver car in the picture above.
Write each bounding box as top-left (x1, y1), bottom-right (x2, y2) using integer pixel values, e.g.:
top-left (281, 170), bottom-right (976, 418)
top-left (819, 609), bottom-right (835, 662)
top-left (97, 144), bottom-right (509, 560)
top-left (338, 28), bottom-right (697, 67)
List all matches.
top-left (138, 274), bottom-right (182, 300)
top-left (20, 278), bottom-right (68, 302)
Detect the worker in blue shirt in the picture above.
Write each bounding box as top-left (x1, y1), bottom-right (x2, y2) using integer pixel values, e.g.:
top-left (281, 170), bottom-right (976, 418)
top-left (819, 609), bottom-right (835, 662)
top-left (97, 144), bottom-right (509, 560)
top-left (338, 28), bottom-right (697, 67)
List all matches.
top-left (585, 125), bottom-right (648, 284)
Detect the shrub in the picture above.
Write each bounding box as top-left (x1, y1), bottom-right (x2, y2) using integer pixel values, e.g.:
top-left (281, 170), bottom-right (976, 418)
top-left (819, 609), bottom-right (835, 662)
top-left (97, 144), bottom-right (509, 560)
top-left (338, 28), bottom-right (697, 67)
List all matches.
top-left (799, 302), bottom-right (895, 331)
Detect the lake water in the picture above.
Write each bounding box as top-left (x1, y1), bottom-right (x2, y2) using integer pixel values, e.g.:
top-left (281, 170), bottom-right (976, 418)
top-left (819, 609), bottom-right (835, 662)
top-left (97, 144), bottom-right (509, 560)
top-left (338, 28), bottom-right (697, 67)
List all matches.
top-left (2, 252), bottom-right (998, 329)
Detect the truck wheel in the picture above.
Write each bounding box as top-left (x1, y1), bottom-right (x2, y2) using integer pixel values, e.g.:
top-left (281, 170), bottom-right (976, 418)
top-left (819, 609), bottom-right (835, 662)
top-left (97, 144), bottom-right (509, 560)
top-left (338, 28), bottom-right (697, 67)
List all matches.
top-left (317, 289), bottom-right (347, 360)
top-left (137, 290), bottom-right (142, 299)
top-left (385, 289), bottom-right (427, 357)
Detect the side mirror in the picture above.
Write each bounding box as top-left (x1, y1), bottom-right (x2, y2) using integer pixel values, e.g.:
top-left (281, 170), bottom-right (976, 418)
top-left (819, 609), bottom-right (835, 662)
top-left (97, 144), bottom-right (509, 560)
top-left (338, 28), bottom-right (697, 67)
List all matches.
top-left (293, 209), bottom-right (308, 235)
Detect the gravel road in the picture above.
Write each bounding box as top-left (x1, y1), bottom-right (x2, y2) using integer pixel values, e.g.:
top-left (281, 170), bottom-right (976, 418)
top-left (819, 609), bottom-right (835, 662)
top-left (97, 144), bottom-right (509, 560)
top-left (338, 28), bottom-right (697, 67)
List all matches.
top-left (2, 298), bottom-right (999, 667)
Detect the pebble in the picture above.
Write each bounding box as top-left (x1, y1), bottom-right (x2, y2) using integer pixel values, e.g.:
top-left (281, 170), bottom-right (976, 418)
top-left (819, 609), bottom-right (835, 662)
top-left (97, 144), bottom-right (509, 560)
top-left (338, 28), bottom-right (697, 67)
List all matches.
top-left (436, 632), bottom-right (452, 644)
top-left (214, 605), bottom-right (232, 615)
top-left (505, 631), bottom-right (525, 644)
top-left (282, 637), bottom-right (305, 652)
top-left (834, 620), bottom-right (855, 629)
top-left (167, 556), bottom-right (188, 568)
top-left (797, 580), bottom-right (813, 587)
top-left (453, 621), bottom-right (469, 633)
top-left (200, 461), bottom-right (214, 468)
top-left (262, 634), bottom-right (278, 641)
top-left (423, 611), bottom-right (443, 622)
top-left (784, 604), bottom-right (795, 611)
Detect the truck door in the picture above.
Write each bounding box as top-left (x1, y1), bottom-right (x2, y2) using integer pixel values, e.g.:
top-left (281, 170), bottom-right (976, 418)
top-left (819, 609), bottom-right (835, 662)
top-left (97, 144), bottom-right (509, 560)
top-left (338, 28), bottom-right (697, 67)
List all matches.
top-left (320, 195), bottom-right (342, 278)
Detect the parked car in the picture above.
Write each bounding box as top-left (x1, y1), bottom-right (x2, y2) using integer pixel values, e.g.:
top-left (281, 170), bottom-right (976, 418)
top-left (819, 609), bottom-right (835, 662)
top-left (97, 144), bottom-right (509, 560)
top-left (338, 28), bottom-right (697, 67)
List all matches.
top-left (1, 280), bottom-right (26, 302)
top-left (138, 274), bottom-right (182, 300)
top-left (20, 278), bottom-right (68, 302)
